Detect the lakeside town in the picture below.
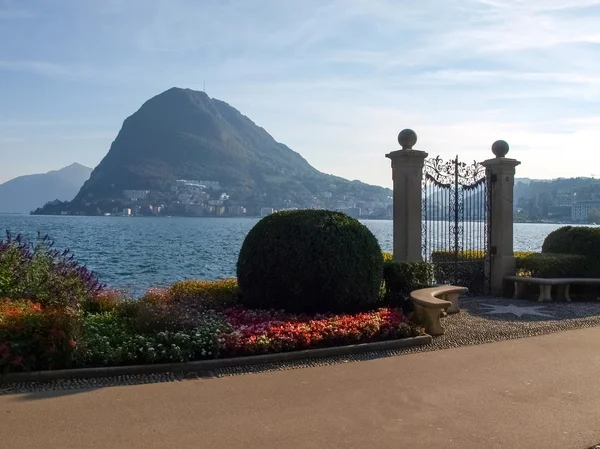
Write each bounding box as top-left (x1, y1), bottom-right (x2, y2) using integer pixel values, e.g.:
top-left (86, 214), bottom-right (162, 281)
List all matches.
top-left (74, 178), bottom-right (395, 219)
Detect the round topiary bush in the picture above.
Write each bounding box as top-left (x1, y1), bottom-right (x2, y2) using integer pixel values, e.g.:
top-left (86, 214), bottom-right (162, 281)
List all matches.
top-left (542, 226), bottom-right (600, 259)
top-left (236, 210), bottom-right (383, 313)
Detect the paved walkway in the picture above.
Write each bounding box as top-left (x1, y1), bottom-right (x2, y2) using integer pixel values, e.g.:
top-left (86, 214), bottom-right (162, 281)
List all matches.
top-left (3, 326), bottom-right (600, 449)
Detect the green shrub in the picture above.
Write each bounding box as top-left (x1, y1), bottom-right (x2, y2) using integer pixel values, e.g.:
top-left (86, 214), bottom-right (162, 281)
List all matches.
top-left (169, 278), bottom-right (239, 309)
top-left (541, 226), bottom-right (600, 276)
top-left (0, 299), bottom-right (82, 372)
top-left (75, 310), bottom-right (228, 367)
top-left (515, 252), bottom-right (588, 278)
top-left (430, 250), bottom-right (488, 293)
top-left (382, 261), bottom-right (434, 311)
top-left (74, 311), bottom-right (134, 367)
top-left (0, 233), bottom-right (102, 309)
top-left (237, 210), bottom-right (383, 314)
top-left (514, 251), bottom-right (536, 259)
top-left (542, 226), bottom-right (600, 259)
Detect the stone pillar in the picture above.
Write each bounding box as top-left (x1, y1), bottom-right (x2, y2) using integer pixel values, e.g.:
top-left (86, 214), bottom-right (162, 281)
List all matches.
top-left (481, 141), bottom-right (521, 296)
top-left (386, 129), bottom-right (428, 262)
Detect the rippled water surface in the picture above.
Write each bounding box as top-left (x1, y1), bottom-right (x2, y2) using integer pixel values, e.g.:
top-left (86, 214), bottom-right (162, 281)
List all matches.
top-left (0, 215), bottom-right (591, 291)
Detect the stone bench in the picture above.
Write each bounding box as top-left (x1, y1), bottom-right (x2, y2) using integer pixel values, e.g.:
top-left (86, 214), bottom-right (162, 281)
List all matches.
top-left (506, 276), bottom-right (600, 302)
top-left (410, 285), bottom-right (469, 336)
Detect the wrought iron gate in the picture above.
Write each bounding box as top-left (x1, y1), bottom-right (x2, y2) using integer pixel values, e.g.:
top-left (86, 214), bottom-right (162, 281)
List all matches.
top-left (422, 156), bottom-right (491, 294)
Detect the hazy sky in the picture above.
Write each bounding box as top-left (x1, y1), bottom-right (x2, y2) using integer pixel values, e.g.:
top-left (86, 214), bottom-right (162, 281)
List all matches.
top-left (1, 0), bottom-right (600, 188)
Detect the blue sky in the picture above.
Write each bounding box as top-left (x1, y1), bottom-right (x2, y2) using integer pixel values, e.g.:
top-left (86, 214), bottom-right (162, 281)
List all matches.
top-left (1, 0), bottom-right (600, 187)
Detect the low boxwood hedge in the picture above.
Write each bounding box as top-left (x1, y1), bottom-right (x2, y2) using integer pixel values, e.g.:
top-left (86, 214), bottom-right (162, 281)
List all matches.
top-left (542, 226), bottom-right (600, 259)
top-left (541, 226), bottom-right (600, 276)
top-left (430, 250), bottom-right (488, 294)
top-left (515, 252), bottom-right (588, 278)
top-left (382, 260), bottom-right (434, 312)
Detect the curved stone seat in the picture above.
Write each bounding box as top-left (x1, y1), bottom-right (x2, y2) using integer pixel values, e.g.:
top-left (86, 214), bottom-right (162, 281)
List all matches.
top-left (506, 275), bottom-right (600, 302)
top-left (410, 285), bottom-right (469, 336)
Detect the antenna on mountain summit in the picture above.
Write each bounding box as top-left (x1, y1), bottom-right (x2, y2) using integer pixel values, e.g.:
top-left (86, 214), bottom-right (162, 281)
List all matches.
top-left (203, 80), bottom-right (206, 93)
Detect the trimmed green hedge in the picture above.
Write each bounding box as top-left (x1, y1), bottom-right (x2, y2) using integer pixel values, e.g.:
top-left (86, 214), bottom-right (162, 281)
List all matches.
top-left (541, 226), bottom-right (600, 276)
top-left (382, 260), bottom-right (434, 312)
top-left (237, 210), bottom-right (384, 314)
top-left (515, 252), bottom-right (588, 278)
top-left (542, 226), bottom-right (600, 259)
top-left (430, 250), bottom-right (488, 294)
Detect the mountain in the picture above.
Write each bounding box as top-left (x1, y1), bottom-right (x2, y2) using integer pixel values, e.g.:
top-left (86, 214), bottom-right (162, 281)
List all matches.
top-left (0, 163), bottom-right (92, 214)
top-left (34, 88), bottom-right (392, 217)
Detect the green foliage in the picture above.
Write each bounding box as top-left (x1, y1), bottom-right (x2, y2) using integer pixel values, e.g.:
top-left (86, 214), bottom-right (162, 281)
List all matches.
top-left (75, 311), bottom-right (228, 367)
top-left (169, 278), bottom-right (239, 309)
top-left (515, 252), bottom-right (588, 278)
top-left (541, 226), bottom-right (600, 276)
top-left (542, 226), bottom-right (600, 259)
top-left (382, 261), bottom-right (434, 311)
top-left (237, 210), bottom-right (384, 313)
top-left (430, 250), bottom-right (488, 293)
top-left (0, 233), bottom-right (102, 309)
top-left (0, 300), bottom-right (82, 372)
top-left (74, 311), bottom-right (134, 367)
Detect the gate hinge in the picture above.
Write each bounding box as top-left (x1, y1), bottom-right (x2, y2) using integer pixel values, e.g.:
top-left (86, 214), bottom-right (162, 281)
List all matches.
top-left (491, 174), bottom-right (498, 183)
top-left (490, 246), bottom-right (497, 255)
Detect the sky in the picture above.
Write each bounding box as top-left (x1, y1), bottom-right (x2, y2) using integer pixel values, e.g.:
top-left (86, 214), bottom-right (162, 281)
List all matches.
top-left (1, 0), bottom-right (600, 188)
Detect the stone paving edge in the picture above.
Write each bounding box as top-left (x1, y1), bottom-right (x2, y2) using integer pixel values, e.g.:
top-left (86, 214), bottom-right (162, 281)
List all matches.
top-left (0, 334), bottom-right (432, 384)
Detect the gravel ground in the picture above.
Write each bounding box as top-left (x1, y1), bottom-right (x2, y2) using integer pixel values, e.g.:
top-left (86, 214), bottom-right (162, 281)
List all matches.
top-left (3, 296), bottom-right (600, 395)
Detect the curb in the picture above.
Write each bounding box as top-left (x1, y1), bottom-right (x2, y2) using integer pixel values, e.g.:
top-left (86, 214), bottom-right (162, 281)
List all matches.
top-left (1, 335), bottom-right (432, 384)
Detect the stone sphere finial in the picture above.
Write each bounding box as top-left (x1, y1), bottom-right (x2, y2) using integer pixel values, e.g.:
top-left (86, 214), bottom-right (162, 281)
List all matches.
top-left (398, 129), bottom-right (417, 150)
top-left (492, 140), bottom-right (509, 158)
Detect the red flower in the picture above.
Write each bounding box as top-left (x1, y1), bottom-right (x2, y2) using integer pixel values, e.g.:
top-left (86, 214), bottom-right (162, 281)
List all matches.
top-left (219, 307), bottom-right (416, 356)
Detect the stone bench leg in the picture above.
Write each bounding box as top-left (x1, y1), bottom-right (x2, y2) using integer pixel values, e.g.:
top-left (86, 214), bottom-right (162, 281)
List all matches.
top-left (414, 304), bottom-right (445, 336)
top-left (538, 284), bottom-right (552, 302)
top-left (444, 293), bottom-right (460, 314)
top-left (514, 282), bottom-right (527, 299)
top-left (556, 284), bottom-right (572, 302)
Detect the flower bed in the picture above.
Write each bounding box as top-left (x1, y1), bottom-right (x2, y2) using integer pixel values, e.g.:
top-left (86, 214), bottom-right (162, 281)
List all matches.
top-left (220, 307), bottom-right (420, 357)
top-left (0, 297), bottom-right (423, 373)
top-left (0, 233), bottom-right (425, 374)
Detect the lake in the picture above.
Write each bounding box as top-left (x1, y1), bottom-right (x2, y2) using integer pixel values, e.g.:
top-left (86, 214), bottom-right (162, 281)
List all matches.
top-left (0, 215), bottom-right (590, 292)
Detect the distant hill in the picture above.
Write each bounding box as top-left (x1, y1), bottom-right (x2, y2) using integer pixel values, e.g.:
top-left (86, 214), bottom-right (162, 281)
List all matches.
top-left (0, 163), bottom-right (92, 214)
top-left (34, 88), bottom-right (392, 216)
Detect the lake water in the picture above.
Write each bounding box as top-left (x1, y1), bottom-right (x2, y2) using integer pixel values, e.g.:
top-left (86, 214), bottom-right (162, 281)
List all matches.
top-left (0, 215), bottom-right (591, 292)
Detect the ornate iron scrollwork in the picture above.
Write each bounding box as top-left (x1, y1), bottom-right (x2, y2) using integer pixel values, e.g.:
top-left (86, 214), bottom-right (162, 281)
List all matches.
top-left (423, 156), bottom-right (486, 189)
top-left (421, 155), bottom-right (491, 295)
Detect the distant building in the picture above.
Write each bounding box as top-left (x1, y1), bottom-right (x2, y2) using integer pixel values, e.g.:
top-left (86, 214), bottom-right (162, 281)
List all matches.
top-left (122, 208), bottom-right (132, 216)
top-left (260, 207), bottom-right (275, 217)
top-left (571, 201), bottom-right (600, 222)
